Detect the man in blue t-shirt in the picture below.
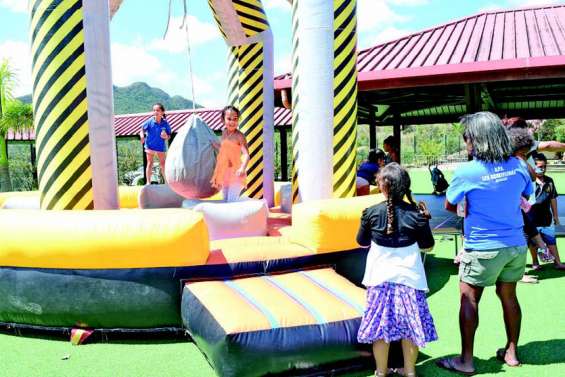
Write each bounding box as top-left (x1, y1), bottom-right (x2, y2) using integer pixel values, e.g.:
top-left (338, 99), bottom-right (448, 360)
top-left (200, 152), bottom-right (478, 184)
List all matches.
top-left (437, 112), bottom-right (532, 375)
top-left (139, 103), bottom-right (171, 184)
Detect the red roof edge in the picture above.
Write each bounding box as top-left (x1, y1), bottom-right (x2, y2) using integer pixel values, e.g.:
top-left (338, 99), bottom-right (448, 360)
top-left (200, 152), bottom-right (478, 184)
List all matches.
top-left (275, 56), bottom-right (565, 91)
top-left (358, 56), bottom-right (565, 90)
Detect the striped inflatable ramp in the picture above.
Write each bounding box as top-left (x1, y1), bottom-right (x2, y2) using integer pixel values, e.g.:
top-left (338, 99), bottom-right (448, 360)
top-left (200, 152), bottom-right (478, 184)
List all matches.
top-left (182, 268), bottom-right (371, 377)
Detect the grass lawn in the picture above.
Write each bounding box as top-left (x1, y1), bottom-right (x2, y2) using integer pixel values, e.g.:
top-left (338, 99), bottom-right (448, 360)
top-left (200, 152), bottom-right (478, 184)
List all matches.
top-left (1, 168), bottom-right (564, 376)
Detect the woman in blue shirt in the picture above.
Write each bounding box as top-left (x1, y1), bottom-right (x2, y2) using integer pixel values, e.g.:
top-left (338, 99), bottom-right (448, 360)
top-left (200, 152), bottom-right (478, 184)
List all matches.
top-left (438, 112), bottom-right (532, 375)
top-left (139, 103), bottom-right (172, 184)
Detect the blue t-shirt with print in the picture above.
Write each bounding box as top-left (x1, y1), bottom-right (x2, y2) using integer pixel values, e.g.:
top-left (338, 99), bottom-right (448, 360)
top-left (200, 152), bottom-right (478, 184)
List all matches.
top-left (142, 118), bottom-right (171, 152)
top-left (446, 157), bottom-right (533, 250)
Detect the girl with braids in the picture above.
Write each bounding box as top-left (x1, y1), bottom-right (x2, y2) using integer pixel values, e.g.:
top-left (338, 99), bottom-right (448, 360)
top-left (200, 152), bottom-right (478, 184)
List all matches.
top-left (210, 106), bottom-right (250, 202)
top-left (356, 163), bottom-right (437, 377)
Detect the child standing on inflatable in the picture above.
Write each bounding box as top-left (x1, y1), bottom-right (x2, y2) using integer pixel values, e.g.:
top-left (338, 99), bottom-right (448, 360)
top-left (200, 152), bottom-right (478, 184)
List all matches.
top-left (139, 103), bottom-right (171, 184)
top-left (211, 106), bottom-right (250, 202)
top-left (356, 163), bottom-right (437, 377)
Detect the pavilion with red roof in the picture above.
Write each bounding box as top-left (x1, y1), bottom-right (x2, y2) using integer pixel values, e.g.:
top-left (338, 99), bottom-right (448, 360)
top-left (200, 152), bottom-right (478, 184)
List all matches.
top-left (275, 4), bottom-right (565, 152)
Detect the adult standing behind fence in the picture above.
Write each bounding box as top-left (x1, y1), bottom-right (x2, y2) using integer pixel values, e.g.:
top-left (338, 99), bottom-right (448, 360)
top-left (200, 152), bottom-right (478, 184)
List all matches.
top-left (139, 103), bottom-right (171, 184)
top-left (437, 112), bottom-right (533, 375)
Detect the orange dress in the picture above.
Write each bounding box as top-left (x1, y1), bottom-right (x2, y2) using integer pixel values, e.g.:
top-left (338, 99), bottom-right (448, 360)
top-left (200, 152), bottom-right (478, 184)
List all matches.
top-left (211, 139), bottom-right (247, 189)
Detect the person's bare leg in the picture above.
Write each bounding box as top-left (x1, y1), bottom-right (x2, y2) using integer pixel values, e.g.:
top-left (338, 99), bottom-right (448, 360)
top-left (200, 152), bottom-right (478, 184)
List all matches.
top-left (528, 244), bottom-right (540, 268)
top-left (437, 282), bottom-right (481, 373)
top-left (441, 281), bottom-right (483, 373)
top-left (547, 245), bottom-right (565, 269)
top-left (145, 153), bottom-right (153, 185)
top-left (158, 153), bottom-right (166, 184)
top-left (373, 340), bottom-right (390, 376)
top-left (495, 282), bottom-right (521, 366)
top-left (401, 339), bottom-right (418, 376)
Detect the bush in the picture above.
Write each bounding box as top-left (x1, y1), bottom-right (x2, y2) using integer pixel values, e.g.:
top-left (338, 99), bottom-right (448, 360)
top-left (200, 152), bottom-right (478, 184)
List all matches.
top-left (7, 143), bottom-right (37, 191)
top-left (117, 138), bottom-right (143, 185)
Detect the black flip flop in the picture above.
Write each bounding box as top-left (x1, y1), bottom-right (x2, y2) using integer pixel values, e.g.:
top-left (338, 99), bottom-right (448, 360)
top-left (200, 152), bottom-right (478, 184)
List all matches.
top-left (436, 357), bottom-right (476, 376)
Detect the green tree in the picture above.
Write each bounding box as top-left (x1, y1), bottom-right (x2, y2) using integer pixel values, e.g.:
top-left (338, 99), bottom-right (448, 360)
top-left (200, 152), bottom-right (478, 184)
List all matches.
top-left (0, 59), bottom-right (17, 192)
top-left (0, 100), bottom-right (35, 191)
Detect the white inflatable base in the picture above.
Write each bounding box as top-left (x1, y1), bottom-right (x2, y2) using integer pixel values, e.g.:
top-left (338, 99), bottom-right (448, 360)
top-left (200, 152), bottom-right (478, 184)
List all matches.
top-left (188, 199), bottom-right (269, 241)
top-left (138, 184), bottom-right (186, 209)
top-left (1, 196), bottom-right (40, 209)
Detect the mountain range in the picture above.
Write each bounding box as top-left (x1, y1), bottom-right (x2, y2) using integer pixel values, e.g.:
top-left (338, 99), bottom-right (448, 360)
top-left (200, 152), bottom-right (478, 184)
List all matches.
top-left (18, 82), bottom-right (201, 114)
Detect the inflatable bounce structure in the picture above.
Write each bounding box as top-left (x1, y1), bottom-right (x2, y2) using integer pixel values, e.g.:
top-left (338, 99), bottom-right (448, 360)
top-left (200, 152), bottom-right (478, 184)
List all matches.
top-left (0, 1), bottom-right (367, 376)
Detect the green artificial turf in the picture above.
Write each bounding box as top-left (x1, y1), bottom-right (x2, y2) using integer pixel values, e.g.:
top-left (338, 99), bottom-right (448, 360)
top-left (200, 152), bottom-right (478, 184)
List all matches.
top-left (1, 237), bottom-right (564, 377)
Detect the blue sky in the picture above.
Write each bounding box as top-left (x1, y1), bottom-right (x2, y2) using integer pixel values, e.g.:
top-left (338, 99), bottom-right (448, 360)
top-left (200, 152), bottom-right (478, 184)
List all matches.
top-left (0, 0), bottom-right (558, 107)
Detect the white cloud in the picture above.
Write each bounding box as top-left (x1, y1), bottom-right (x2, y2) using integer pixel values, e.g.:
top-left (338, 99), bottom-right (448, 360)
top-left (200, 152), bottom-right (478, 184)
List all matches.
top-left (479, 3), bottom-right (504, 12)
top-left (0, 0), bottom-right (27, 13)
top-left (508, 0), bottom-right (561, 7)
top-left (372, 27), bottom-right (411, 45)
top-left (388, 0), bottom-right (429, 5)
top-left (148, 16), bottom-right (220, 54)
top-left (188, 71), bottom-right (227, 108)
top-left (0, 40), bottom-right (32, 97)
top-left (264, 0), bottom-right (291, 11)
top-left (111, 42), bottom-right (169, 87)
top-left (274, 53), bottom-right (291, 76)
top-left (357, 0), bottom-right (408, 32)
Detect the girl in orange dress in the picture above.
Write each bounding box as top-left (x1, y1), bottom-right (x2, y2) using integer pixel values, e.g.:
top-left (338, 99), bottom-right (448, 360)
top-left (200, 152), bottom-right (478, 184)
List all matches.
top-left (211, 106), bottom-right (250, 202)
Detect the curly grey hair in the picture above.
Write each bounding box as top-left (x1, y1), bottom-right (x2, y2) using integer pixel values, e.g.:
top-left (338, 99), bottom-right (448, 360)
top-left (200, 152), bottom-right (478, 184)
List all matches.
top-left (461, 112), bottom-right (513, 162)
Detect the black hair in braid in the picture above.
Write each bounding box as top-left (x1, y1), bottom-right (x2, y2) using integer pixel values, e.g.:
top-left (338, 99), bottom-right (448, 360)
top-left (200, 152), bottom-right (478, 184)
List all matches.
top-left (386, 196), bottom-right (394, 235)
top-left (377, 163), bottom-right (412, 235)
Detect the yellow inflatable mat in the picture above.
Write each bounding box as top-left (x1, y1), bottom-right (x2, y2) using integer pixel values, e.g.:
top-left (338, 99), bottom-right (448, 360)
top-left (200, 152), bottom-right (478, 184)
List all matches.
top-left (182, 268), bottom-right (370, 377)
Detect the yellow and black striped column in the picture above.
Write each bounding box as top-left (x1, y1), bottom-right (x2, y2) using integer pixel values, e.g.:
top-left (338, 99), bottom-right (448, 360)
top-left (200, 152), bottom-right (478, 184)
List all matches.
top-left (237, 42), bottom-right (264, 199)
top-left (232, 0), bottom-right (270, 37)
top-left (332, 0), bottom-right (358, 198)
top-left (208, 0), bottom-right (272, 201)
top-left (30, 0), bottom-right (94, 210)
top-left (232, 0), bottom-right (269, 199)
top-left (290, 0), bottom-right (301, 203)
top-left (291, 0), bottom-right (358, 202)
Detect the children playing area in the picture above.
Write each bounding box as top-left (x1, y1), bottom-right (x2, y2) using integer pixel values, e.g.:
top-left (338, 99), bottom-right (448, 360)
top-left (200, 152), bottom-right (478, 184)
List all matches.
top-left (1, 170), bottom-right (564, 377)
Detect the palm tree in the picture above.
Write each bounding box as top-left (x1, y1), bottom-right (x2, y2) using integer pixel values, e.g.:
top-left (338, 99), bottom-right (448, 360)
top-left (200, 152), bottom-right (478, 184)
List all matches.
top-left (0, 59), bottom-right (16, 192)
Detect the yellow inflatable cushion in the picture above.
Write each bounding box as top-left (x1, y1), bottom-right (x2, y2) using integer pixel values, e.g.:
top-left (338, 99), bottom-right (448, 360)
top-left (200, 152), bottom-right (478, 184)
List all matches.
top-left (117, 186), bottom-right (142, 208)
top-left (289, 194), bottom-right (385, 253)
top-left (1, 187), bottom-right (144, 209)
top-left (0, 209), bottom-right (209, 269)
top-left (210, 236), bottom-right (313, 264)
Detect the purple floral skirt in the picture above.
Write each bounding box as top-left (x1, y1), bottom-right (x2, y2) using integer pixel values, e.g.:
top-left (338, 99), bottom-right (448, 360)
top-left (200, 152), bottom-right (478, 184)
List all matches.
top-left (357, 282), bottom-right (438, 348)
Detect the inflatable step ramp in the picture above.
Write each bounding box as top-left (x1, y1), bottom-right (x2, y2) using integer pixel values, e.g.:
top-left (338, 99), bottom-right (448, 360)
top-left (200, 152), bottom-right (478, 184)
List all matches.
top-left (207, 236), bottom-right (367, 286)
top-left (182, 268), bottom-right (372, 377)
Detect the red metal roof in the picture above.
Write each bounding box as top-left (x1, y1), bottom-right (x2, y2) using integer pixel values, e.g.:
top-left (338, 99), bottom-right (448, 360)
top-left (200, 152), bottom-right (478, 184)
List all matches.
top-left (275, 4), bottom-right (565, 90)
top-left (7, 107), bottom-right (292, 141)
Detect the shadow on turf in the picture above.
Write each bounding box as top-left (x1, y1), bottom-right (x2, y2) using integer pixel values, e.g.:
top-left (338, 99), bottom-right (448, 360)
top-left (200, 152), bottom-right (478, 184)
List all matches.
top-left (418, 339), bottom-right (565, 376)
top-left (526, 265), bottom-right (565, 281)
top-left (517, 339), bottom-right (565, 365)
top-left (424, 254), bottom-right (458, 297)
